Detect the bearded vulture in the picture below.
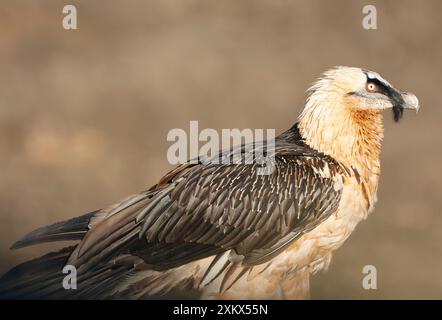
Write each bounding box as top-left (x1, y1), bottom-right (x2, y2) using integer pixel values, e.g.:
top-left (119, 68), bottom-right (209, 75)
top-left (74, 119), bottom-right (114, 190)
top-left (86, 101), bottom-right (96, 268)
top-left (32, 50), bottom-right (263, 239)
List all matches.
top-left (0, 66), bottom-right (419, 299)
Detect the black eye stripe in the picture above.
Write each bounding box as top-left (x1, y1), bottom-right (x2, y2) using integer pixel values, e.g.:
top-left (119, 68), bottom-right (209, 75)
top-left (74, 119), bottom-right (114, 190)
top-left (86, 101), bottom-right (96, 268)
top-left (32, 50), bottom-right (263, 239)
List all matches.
top-left (365, 74), bottom-right (405, 110)
top-left (367, 78), bottom-right (388, 94)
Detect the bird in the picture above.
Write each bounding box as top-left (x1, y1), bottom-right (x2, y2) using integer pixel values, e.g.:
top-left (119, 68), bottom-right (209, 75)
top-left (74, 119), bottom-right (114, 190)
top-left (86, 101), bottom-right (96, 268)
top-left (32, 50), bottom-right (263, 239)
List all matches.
top-left (0, 66), bottom-right (419, 299)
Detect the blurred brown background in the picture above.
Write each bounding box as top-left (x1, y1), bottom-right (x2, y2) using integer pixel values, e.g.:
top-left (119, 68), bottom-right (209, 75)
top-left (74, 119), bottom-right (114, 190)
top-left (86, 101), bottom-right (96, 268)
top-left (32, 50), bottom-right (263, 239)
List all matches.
top-left (0, 0), bottom-right (441, 299)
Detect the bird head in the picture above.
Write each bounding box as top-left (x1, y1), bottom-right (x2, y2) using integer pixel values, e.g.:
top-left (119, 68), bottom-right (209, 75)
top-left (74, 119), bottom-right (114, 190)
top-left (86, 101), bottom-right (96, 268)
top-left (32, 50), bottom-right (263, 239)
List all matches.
top-left (308, 66), bottom-right (419, 122)
top-left (298, 67), bottom-right (419, 169)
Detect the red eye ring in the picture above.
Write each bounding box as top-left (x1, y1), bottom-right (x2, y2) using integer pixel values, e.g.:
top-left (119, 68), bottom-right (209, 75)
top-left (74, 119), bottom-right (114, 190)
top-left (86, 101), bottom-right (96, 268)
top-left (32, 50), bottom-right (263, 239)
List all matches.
top-left (366, 82), bottom-right (377, 92)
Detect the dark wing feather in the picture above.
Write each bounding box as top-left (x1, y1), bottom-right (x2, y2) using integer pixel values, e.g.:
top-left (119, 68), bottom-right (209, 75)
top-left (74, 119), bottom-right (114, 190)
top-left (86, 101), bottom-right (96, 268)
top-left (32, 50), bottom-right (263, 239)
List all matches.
top-left (10, 211), bottom-right (96, 250)
top-left (61, 126), bottom-right (344, 274)
top-left (140, 154), bottom-right (341, 268)
top-left (6, 124), bottom-right (345, 296)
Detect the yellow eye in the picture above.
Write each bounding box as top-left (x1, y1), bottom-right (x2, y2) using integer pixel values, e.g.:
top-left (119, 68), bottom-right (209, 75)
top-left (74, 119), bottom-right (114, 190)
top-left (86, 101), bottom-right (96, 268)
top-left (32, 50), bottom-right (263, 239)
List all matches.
top-left (366, 82), bottom-right (377, 92)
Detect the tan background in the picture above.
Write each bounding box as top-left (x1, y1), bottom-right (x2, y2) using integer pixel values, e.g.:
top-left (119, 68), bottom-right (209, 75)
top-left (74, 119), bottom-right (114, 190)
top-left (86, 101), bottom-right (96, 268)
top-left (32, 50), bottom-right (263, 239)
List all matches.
top-left (0, 0), bottom-right (441, 299)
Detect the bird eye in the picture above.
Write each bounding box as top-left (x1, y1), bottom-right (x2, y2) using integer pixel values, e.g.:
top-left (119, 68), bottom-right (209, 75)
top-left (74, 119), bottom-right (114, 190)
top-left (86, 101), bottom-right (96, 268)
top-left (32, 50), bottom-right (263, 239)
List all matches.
top-left (366, 82), bottom-right (377, 92)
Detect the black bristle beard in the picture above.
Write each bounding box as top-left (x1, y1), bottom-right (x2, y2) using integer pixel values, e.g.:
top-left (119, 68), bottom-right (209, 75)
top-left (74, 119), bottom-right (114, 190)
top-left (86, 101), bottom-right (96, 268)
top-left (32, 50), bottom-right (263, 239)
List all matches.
top-left (393, 105), bottom-right (404, 122)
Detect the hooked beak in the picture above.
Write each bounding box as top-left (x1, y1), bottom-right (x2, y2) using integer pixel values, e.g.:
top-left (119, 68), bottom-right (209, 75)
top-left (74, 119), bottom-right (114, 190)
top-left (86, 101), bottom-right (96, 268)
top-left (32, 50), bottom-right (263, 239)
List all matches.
top-left (401, 92), bottom-right (420, 112)
top-left (392, 91), bottom-right (420, 122)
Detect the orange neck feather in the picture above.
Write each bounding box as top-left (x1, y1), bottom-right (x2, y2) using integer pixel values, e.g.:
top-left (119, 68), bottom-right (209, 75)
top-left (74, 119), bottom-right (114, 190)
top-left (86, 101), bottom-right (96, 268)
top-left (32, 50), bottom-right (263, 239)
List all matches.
top-left (298, 99), bottom-right (384, 177)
